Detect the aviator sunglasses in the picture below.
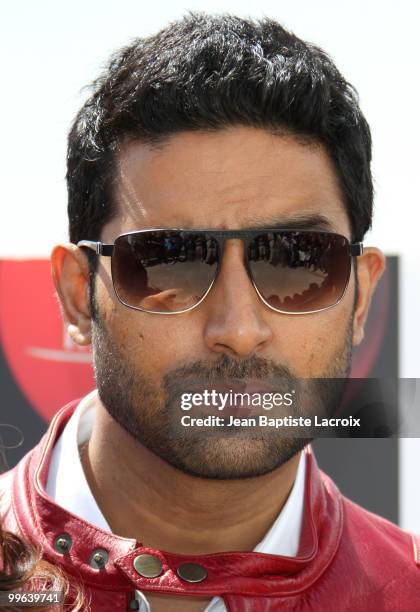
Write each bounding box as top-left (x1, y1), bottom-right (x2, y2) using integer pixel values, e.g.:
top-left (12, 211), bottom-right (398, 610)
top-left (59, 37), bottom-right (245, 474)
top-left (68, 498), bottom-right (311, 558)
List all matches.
top-left (78, 229), bottom-right (363, 315)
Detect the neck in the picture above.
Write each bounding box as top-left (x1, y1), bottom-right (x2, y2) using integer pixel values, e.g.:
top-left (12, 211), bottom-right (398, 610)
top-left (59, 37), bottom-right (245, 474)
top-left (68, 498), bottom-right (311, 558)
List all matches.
top-left (81, 396), bottom-right (303, 555)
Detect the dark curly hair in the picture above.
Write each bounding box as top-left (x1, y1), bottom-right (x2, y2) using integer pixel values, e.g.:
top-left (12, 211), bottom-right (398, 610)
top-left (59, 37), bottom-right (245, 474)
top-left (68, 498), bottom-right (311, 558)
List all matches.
top-left (67, 12), bottom-right (373, 262)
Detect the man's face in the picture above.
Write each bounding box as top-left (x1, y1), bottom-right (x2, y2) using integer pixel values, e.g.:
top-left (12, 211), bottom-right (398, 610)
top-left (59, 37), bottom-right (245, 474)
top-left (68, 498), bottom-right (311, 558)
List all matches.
top-left (88, 127), bottom-right (359, 478)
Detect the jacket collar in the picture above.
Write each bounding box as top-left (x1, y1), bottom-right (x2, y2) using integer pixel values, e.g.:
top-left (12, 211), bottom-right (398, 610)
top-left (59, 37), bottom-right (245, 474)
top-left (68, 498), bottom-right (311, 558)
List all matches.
top-left (12, 399), bottom-right (343, 596)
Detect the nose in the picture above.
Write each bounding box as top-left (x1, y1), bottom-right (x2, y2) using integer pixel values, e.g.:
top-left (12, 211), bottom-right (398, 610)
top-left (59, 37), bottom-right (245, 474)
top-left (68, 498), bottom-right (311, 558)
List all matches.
top-left (202, 239), bottom-right (273, 358)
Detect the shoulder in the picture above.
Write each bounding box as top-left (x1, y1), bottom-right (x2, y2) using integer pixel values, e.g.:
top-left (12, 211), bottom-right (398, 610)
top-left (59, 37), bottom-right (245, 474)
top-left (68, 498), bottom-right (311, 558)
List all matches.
top-left (317, 467), bottom-right (415, 557)
top-left (0, 398), bottom-right (81, 522)
top-left (320, 475), bottom-right (420, 606)
top-left (340, 491), bottom-right (414, 554)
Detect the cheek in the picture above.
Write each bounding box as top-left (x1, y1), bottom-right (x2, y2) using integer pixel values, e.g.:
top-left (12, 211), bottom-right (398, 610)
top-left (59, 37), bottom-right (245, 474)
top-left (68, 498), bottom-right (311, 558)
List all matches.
top-left (96, 264), bottom-right (199, 375)
top-left (98, 298), bottom-right (197, 382)
top-left (271, 294), bottom-right (354, 377)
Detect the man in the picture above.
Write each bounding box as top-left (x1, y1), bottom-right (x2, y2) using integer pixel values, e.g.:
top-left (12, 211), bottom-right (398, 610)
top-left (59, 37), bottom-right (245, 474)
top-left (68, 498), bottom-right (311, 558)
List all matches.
top-left (0, 12), bottom-right (418, 612)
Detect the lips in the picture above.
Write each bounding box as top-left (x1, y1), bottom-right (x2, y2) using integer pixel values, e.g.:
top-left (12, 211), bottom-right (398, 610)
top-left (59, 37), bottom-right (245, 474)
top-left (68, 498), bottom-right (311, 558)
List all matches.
top-left (180, 379), bottom-right (282, 418)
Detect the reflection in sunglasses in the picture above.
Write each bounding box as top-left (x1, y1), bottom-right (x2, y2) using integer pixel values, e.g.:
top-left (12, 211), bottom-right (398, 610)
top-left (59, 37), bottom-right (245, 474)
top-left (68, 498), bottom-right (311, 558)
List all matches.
top-left (109, 229), bottom-right (353, 314)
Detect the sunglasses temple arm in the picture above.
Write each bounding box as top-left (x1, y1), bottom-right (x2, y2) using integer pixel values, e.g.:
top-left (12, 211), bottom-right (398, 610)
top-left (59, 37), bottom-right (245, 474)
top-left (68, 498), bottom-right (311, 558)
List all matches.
top-left (76, 240), bottom-right (114, 257)
top-left (349, 242), bottom-right (363, 256)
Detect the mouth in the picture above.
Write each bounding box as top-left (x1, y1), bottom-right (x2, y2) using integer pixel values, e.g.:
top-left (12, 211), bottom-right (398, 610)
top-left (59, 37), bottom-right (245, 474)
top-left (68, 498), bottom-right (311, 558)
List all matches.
top-left (187, 379), bottom-right (283, 418)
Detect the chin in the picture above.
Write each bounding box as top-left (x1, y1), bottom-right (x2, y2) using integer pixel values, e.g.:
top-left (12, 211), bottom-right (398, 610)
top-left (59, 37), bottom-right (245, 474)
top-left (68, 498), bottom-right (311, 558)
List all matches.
top-left (157, 436), bottom-right (308, 480)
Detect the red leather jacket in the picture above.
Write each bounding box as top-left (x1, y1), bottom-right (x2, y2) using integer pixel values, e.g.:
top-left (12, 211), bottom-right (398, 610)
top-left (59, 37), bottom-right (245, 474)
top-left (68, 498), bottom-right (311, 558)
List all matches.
top-left (0, 399), bottom-right (419, 611)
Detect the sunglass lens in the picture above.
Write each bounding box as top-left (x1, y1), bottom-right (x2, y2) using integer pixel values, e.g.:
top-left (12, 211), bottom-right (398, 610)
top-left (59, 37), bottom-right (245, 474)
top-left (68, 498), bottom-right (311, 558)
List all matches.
top-left (112, 231), bottom-right (218, 313)
top-left (247, 232), bottom-right (351, 313)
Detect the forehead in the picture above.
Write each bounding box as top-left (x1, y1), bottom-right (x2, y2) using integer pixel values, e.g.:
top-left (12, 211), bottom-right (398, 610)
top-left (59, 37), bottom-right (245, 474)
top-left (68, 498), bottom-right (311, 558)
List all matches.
top-left (103, 126), bottom-right (350, 240)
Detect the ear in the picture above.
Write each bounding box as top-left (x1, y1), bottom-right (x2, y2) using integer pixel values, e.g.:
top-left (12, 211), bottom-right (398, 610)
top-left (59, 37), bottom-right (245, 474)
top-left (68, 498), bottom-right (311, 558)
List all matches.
top-left (352, 247), bottom-right (386, 346)
top-left (51, 243), bottom-right (92, 346)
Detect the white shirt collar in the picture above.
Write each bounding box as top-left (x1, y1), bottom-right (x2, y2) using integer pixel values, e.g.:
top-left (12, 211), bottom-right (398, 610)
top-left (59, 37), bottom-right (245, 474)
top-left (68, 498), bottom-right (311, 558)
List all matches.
top-left (46, 390), bottom-right (111, 532)
top-left (46, 390), bottom-right (306, 611)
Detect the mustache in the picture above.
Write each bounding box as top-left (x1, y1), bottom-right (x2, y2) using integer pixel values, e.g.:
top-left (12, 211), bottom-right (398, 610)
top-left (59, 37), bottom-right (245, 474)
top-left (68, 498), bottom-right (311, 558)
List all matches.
top-left (163, 353), bottom-right (294, 384)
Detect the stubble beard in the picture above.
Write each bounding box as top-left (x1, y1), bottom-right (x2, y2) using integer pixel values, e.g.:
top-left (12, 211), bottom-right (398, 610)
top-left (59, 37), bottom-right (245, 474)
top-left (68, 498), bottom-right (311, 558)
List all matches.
top-left (91, 315), bottom-right (353, 480)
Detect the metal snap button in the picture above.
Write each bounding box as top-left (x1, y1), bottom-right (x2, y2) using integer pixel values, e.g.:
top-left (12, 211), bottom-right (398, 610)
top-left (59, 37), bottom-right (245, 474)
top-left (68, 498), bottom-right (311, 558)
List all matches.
top-left (177, 562), bottom-right (208, 583)
top-left (133, 553), bottom-right (163, 578)
top-left (89, 548), bottom-right (109, 570)
top-left (54, 533), bottom-right (72, 554)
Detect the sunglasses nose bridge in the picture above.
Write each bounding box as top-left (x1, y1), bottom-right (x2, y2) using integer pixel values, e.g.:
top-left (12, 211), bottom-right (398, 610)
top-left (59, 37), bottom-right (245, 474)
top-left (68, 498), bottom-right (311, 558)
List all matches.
top-left (217, 235), bottom-right (249, 271)
top-left (213, 236), bottom-right (259, 299)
